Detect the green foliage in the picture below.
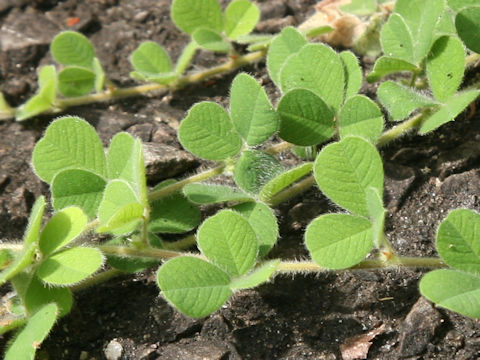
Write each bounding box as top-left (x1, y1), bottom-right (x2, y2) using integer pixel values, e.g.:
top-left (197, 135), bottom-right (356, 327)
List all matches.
top-left (230, 260), bottom-right (280, 290)
top-left (129, 41), bottom-right (174, 83)
top-left (234, 150), bottom-right (283, 194)
top-left (39, 206), bottom-right (87, 256)
top-left (277, 89), bottom-right (335, 146)
top-left (230, 73), bottom-right (278, 146)
top-left (183, 183), bottom-right (253, 204)
top-left (377, 81), bottom-right (436, 121)
top-left (421, 210), bottom-right (480, 318)
top-left (419, 90), bottom-right (480, 134)
top-left (224, 0), bottom-right (260, 40)
top-left (280, 43), bottom-right (345, 112)
top-left (341, 0), bottom-right (377, 16)
top-left (157, 256), bottom-right (232, 318)
top-left (366, 56), bottom-right (418, 83)
top-left (314, 136), bottom-right (384, 217)
top-left (51, 31), bottom-right (95, 68)
top-left (192, 28), bottom-right (231, 53)
top-left (267, 27), bottom-right (307, 87)
top-left (455, 6), bottom-right (480, 53)
top-left (306, 214), bottom-right (374, 269)
top-left (337, 95), bottom-right (384, 143)
top-left (340, 51), bottom-right (363, 100)
top-left (32, 116), bottom-right (107, 183)
top-left (37, 247), bottom-right (103, 285)
top-left (171, 0), bottom-right (223, 35)
top-left (178, 102), bottom-right (242, 161)
top-left (57, 66), bottom-right (96, 97)
top-left (426, 36), bottom-right (465, 102)
top-left (198, 210), bottom-right (258, 276)
top-left (5, 303), bottom-right (58, 360)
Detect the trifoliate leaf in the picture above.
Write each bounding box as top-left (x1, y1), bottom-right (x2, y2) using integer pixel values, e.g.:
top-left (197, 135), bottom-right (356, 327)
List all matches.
top-left (366, 56), bottom-right (418, 83)
top-left (230, 260), bottom-right (280, 290)
top-left (455, 6), bottom-right (480, 53)
top-left (380, 14), bottom-right (414, 63)
top-left (57, 66), bottom-right (95, 97)
top-left (130, 41), bottom-right (172, 76)
top-left (340, 51), bottom-right (362, 100)
top-left (192, 28), bottom-right (231, 53)
top-left (23, 196), bottom-right (45, 246)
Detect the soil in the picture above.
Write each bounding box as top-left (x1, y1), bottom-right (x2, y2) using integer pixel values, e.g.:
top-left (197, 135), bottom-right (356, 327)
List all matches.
top-left (1, 0), bottom-right (480, 359)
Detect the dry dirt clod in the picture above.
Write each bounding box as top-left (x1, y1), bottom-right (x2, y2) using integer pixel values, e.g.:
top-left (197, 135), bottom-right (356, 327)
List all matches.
top-left (398, 297), bottom-right (443, 358)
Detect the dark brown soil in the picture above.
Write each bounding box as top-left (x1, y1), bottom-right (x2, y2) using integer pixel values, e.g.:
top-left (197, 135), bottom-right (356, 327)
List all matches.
top-left (1, 1), bottom-right (480, 359)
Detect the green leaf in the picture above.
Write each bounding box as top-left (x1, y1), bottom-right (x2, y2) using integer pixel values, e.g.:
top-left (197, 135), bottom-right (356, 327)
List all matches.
top-left (157, 256), bottom-right (232, 318)
top-left (149, 180), bottom-right (201, 233)
top-left (16, 67), bottom-right (57, 121)
top-left (232, 202), bottom-right (278, 258)
top-left (130, 41), bottom-right (172, 76)
top-left (259, 162), bottom-right (313, 202)
top-left (37, 247), bottom-right (103, 285)
top-left (106, 237), bottom-right (159, 273)
top-left (224, 0), bottom-right (260, 40)
top-left (107, 132), bottom-right (148, 205)
top-left (395, 0), bottom-right (446, 62)
top-left (192, 28), bottom-right (231, 53)
top-left (419, 90), bottom-right (480, 134)
top-left (277, 89), bottom-right (335, 146)
top-left (435, 8), bottom-right (456, 38)
top-left (23, 196), bottom-right (46, 246)
top-left (455, 6), bottom-right (480, 53)
top-left (365, 186), bottom-right (386, 248)
top-left (420, 269), bottom-right (480, 318)
top-left (174, 41), bottom-right (198, 75)
top-left (57, 66), bottom-right (95, 97)
top-left (314, 136), bottom-right (384, 216)
top-left (340, 51), bottom-right (362, 100)
top-left (178, 102), bottom-right (242, 161)
top-left (198, 210), bottom-right (258, 276)
top-left (0, 243), bottom-right (36, 286)
top-left (51, 31), bottom-right (95, 68)
top-left (448, 0), bottom-right (480, 12)
top-left (266, 27), bottom-right (307, 87)
top-left (340, 0), bottom-right (377, 15)
top-left (380, 14), bottom-right (414, 63)
top-left (39, 207), bottom-right (87, 256)
top-left (377, 81), bottom-right (437, 121)
top-left (234, 150), bottom-right (284, 194)
top-left (305, 214), bottom-right (373, 269)
top-left (230, 260), bottom-right (280, 290)
top-left (97, 180), bottom-right (144, 235)
top-left (366, 56), bottom-right (418, 83)
top-left (171, 0), bottom-right (223, 34)
top-left (280, 43), bottom-right (345, 112)
top-left (338, 95), bottom-right (383, 143)
top-left (32, 116), bottom-right (107, 183)
top-left (23, 276), bottom-right (72, 317)
top-left (51, 169), bottom-right (107, 218)
top-left (230, 73), bottom-right (278, 146)
top-left (93, 57), bottom-right (105, 92)
top-left (4, 303), bottom-right (58, 360)
top-left (436, 209), bottom-right (480, 274)
top-left (183, 183), bottom-right (253, 204)
top-left (427, 36), bottom-right (465, 102)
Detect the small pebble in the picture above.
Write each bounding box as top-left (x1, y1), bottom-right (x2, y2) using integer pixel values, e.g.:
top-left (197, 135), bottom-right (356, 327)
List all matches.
top-left (104, 339), bottom-right (123, 360)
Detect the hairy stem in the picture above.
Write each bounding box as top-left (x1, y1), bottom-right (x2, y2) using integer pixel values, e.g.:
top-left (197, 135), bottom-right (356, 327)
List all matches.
top-left (148, 164), bottom-right (226, 202)
top-left (267, 175), bottom-right (316, 206)
top-left (376, 111), bottom-right (426, 147)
